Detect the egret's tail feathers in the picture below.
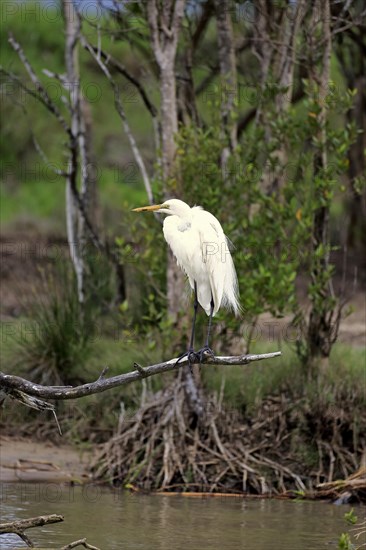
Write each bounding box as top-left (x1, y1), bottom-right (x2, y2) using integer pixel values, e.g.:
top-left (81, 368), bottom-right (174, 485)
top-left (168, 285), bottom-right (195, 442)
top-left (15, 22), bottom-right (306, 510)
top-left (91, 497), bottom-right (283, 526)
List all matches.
top-left (222, 284), bottom-right (241, 317)
top-left (222, 246), bottom-right (241, 317)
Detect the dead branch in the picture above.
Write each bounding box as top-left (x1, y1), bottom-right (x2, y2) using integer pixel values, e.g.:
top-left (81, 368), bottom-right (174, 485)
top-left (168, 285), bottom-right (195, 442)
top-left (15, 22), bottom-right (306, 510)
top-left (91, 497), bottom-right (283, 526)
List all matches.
top-left (4, 389), bottom-right (62, 435)
top-left (316, 465), bottom-right (366, 495)
top-left (60, 539), bottom-right (101, 550)
top-left (0, 514), bottom-right (64, 548)
top-left (85, 40), bottom-right (161, 176)
top-left (4, 33), bottom-right (126, 303)
top-left (84, 45), bottom-right (158, 118)
top-left (0, 352), bottom-right (281, 401)
top-left (82, 36), bottom-right (155, 206)
top-left (7, 34), bottom-right (71, 136)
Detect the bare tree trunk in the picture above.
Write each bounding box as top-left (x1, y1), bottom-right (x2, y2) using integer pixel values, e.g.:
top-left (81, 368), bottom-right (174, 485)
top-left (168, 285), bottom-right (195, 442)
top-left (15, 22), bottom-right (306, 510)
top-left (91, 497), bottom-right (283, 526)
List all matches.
top-left (81, 99), bottom-right (100, 228)
top-left (273, 1), bottom-right (305, 113)
top-left (63, 0), bottom-right (86, 304)
top-left (307, 0), bottom-right (334, 371)
top-left (177, 38), bottom-right (200, 127)
top-left (346, 73), bottom-right (366, 253)
top-left (146, 0), bottom-right (186, 322)
top-left (214, 0), bottom-right (237, 164)
top-left (252, 0), bottom-right (273, 131)
top-left (335, 26), bottom-right (366, 253)
top-left (252, 0), bottom-right (306, 193)
top-left (160, 67), bottom-right (178, 181)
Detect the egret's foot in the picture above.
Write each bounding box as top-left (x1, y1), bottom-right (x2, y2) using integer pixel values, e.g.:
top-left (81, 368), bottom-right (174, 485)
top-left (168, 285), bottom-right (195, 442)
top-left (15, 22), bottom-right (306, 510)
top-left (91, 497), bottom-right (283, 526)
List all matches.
top-left (195, 346), bottom-right (215, 363)
top-left (174, 349), bottom-right (198, 368)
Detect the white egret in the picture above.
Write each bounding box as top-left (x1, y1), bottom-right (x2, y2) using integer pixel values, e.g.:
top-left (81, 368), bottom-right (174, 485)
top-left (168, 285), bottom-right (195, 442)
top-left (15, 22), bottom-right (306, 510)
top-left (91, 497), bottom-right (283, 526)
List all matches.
top-left (132, 199), bottom-right (240, 361)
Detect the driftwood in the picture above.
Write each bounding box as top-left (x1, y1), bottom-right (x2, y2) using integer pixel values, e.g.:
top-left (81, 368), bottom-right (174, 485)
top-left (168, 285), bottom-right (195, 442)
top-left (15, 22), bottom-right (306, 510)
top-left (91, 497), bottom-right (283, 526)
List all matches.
top-left (315, 466), bottom-right (366, 501)
top-left (0, 514), bottom-right (64, 547)
top-left (60, 539), bottom-right (101, 550)
top-left (0, 514), bottom-right (101, 549)
top-left (0, 352), bottom-right (281, 402)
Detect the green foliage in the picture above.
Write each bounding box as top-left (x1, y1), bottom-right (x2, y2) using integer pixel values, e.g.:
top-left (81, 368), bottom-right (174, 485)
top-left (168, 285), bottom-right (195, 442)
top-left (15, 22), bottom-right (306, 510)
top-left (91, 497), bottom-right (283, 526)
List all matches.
top-left (115, 208), bottom-right (186, 353)
top-left (294, 86), bottom-right (358, 364)
top-left (172, 82), bottom-right (357, 359)
top-left (173, 123), bottom-right (305, 351)
top-left (345, 509), bottom-right (358, 525)
top-left (12, 264), bottom-right (94, 386)
top-left (0, 9), bottom-right (149, 230)
top-left (84, 244), bottom-right (116, 313)
top-left (201, 339), bottom-right (365, 411)
top-left (1, 6), bottom-right (362, 373)
top-left (180, 127), bottom-right (296, 319)
top-left (338, 509), bottom-right (358, 550)
top-left (338, 533), bottom-right (355, 550)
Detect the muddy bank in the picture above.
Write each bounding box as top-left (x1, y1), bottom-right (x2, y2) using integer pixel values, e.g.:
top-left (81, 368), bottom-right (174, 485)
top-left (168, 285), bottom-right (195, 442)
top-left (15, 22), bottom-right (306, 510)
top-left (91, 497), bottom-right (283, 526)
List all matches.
top-left (0, 436), bottom-right (91, 483)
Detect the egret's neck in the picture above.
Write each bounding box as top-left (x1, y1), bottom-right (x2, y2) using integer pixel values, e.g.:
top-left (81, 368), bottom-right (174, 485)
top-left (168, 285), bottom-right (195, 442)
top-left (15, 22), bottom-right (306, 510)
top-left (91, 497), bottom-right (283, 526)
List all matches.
top-left (177, 204), bottom-right (192, 220)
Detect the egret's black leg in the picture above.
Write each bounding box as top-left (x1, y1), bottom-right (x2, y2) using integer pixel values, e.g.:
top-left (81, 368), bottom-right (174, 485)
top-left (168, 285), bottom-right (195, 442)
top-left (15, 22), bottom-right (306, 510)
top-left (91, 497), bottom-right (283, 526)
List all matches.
top-left (175, 282), bottom-right (199, 368)
top-left (196, 295), bottom-right (215, 362)
top-left (205, 295), bottom-right (215, 348)
top-left (189, 281), bottom-right (199, 351)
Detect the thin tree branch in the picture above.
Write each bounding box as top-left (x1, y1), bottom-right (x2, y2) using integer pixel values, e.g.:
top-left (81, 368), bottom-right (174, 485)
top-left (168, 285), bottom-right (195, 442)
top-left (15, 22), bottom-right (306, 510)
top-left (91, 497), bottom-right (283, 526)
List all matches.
top-left (191, 0), bottom-right (214, 51)
top-left (7, 33), bottom-right (71, 136)
top-left (0, 352), bottom-right (281, 401)
top-left (85, 45), bottom-right (158, 118)
top-left (32, 133), bottom-right (68, 177)
top-left (171, 0), bottom-right (186, 38)
top-left (0, 69), bottom-right (113, 274)
top-left (88, 32), bottom-right (161, 160)
top-left (4, 32), bottom-right (125, 302)
top-left (0, 67), bottom-right (71, 135)
top-left (236, 87), bottom-right (305, 139)
top-left (195, 39), bottom-right (250, 97)
top-left (82, 36), bottom-right (154, 205)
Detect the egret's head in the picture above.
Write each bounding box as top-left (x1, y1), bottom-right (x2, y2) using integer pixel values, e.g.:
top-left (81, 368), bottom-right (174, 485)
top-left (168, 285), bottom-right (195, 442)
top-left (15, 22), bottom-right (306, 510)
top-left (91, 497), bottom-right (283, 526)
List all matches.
top-left (132, 198), bottom-right (191, 217)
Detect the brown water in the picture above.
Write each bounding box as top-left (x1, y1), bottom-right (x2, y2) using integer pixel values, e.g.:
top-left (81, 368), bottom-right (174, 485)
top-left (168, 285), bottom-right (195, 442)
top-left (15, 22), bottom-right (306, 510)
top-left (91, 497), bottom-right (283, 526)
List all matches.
top-left (0, 483), bottom-right (361, 549)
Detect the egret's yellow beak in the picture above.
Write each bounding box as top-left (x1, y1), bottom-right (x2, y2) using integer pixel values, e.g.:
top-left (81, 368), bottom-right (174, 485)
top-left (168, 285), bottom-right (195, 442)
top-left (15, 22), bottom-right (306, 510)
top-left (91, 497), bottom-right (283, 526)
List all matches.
top-left (132, 204), bottom-right (164, 212)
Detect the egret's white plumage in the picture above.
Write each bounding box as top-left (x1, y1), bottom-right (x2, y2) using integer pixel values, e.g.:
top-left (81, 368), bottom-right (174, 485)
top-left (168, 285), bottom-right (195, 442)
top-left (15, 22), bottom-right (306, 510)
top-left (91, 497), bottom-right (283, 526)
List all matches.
top-left (133, 198), bottom-right (240, 317)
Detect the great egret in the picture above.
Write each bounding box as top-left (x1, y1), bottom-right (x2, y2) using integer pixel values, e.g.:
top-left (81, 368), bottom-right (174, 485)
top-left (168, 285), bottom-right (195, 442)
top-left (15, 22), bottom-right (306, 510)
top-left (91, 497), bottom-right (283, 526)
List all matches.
top-left (132, 198), bottom-right (240, 361)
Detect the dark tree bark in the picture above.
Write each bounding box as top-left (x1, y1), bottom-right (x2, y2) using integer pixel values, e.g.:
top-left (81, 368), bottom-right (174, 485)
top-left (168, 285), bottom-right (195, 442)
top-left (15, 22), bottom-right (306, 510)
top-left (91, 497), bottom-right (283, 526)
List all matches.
top-left (146, 0), bottom-right (185, 182)
top-left (306, 0), bottom-right (335, 368)
top-left (335, 27), bottom-right (366, 254)
top-left (214, 0), bottom-right (237, 156)
top-left (252, 0), bottom-right (306, 192)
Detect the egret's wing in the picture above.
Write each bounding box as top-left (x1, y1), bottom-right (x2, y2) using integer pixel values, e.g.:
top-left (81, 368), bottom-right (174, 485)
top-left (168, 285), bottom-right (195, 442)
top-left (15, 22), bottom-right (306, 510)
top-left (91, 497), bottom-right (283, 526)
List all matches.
top-left (192, 208), bottom-right (227, 315)
top-left (193, 207), bottom-right (240, 316)
top-left (163, 208), bottom-right (240, 316)
top-left (163, 215), bottom-right (196, 290)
